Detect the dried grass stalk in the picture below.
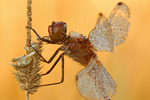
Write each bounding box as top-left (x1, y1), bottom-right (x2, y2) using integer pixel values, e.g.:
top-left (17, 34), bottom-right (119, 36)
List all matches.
top-left (9, 0), bottom-right (43, 95)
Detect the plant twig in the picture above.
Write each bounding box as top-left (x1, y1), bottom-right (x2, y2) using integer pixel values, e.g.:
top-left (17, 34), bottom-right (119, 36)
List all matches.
top-left (25, 90), bottom-right (29, 100)
top-left (25, 0), bottom-right (32, 99)
top-left (26, 0), bottom-right (32, 50)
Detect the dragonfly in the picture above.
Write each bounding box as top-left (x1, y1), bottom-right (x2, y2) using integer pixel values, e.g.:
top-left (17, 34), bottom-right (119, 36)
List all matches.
top-left (27, 2), bottom-right (130, 100)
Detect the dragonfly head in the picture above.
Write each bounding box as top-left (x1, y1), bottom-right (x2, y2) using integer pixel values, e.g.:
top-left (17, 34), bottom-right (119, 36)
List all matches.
top-left (48, 21), bottom-right (67, 43)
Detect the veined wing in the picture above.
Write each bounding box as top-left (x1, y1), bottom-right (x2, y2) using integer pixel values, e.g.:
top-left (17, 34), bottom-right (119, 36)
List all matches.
top-left (107, 2), bottom-right (130, 46)
top-left (76, 57), bottom-right (117, 100)
top-left (89, 13), bottom-right (114, 52)
top-left (88, 2), bottom-right (130, 52)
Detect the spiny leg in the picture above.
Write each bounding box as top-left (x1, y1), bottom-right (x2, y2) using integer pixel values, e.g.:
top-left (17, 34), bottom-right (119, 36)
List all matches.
top-left (42, 53), bottom-right (65, 76)
top-left (31, 46), bottom-right (63, 63)
top-left (28, 53), bottom-right (65, 89)
top-left (26, 26), bottom-right (54, 44)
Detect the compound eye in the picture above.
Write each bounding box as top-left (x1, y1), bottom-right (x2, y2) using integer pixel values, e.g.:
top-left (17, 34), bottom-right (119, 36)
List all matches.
top-left (52, 22), bottom-right (66, 34)
top-left (48, 21), bottom-right (67, 42)
top-left (48, 25), bottom-right (52, 38)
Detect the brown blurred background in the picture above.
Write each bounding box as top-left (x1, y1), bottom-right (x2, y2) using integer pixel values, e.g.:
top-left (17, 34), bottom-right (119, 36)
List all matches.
top-left (0, 0), bottom-right (150, 100)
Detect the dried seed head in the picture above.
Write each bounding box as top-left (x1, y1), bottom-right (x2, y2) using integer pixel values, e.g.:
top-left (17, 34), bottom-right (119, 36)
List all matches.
top-left (9, 41), bottom-right (43, 94)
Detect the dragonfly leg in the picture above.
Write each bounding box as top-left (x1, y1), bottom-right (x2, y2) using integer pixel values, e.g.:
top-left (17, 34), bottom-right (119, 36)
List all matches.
top-left (26, 53), bottom-right (65, 90)
top-left (26, 26), bottom-right (54, 44)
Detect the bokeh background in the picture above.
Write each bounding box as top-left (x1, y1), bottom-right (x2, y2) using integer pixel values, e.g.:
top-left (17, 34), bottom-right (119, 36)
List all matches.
top-left (0, 0), bottom-right (150, 100)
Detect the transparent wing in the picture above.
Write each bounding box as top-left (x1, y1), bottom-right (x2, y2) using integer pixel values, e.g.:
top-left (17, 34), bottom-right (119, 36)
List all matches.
top-left (88, 13), bottom-right (114, 52)
top-left (107, 2), bottom-right (130, 46)
top-left (89, 2), bottom-right (130, 52)
top-left (76, 57), bottom-right (117, 100)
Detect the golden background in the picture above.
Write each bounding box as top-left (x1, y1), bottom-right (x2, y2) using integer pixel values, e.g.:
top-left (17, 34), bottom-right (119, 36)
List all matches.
top-left (0, 0), bottom-right (150, 100)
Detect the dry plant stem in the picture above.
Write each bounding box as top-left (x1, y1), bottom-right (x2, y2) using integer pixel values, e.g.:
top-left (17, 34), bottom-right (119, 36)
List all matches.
top-left (27, 0), bottom-right (32, 49)
top-left (26, 0), bottom-right (32, 99)
top-left (25, 91), bottom-right (29, 100)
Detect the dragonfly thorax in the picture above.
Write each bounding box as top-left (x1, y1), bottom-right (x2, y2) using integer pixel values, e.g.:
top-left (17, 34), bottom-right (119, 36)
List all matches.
top-left (63, 32), bottom-right (96, 66)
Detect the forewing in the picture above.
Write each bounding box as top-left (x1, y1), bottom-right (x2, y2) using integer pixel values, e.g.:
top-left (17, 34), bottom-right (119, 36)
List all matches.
top-left (76, 57), bottom-right (117, 100)
top-left (107, 2), bottom-right (130, 46)
top-left (89, 13), bottom-right (114, 52)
